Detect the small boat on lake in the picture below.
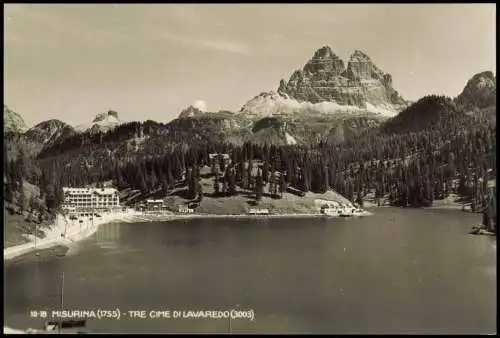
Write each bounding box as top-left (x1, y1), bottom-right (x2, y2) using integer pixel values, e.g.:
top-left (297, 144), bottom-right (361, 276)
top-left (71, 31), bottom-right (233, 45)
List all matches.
top-left (339, 205), bottom-right (355, 217)
top-left (351, 208), bottom-right (364, 216)
top-left (478, 229), bottom-right (496, 236)
top-left (469, 225), bottom-right (482, 235)
top-left (469, 225), bottom-right (496, 236)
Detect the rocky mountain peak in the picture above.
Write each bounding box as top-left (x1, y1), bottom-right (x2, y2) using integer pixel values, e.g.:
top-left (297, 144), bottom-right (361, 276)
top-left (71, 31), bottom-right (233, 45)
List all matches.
top-left (303, 45), bottom-right (345, 77)
top-left (455, 71), bottom-right (496, 110)
top-left (349, 49), bottom-right (370, 61)
top-left (315, 45), bottom-right (336, 57)
top-left (275, 46), bottom-right (407, 111)
top-left (463, 71), bottom-right (495, 92)
top-left (4, 105), bottom-right (28, 134)
top-left (25, 119), bottom-right (76, 146)
top-left (345, 49), bottom-right (386, 81)
top-left (33, 119), bottom-right (66, 129)
top-left (92, 110), bottom-right (119, 123)
top-left (75, 110), bottom-right (122, 133)
top-left (178, 105), bottom-right (205, 119)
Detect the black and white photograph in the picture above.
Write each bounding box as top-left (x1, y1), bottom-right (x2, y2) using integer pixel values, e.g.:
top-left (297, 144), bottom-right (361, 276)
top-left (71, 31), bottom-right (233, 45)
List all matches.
top-left (3, 3), bottom-right (496, 334)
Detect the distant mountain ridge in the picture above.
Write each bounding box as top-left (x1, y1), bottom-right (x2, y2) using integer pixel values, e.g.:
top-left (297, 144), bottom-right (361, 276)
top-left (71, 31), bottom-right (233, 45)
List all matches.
top-left (25, 119), bottom-right (76, 147)
top-left (4, 66), bottom-right (495, 159)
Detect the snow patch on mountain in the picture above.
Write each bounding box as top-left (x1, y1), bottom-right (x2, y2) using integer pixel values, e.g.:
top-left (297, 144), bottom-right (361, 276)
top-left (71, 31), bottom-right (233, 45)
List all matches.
top-left (75, 110), bottom-right (123, 133)
top-left (192, 100), bottom-right (207, 112)
top-left (239, 91), bottom-right (400, 118)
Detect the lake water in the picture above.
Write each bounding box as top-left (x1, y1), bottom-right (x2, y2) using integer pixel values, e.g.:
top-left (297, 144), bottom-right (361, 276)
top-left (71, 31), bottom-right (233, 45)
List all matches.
top-left (4, 208), bottom-right (496, 334)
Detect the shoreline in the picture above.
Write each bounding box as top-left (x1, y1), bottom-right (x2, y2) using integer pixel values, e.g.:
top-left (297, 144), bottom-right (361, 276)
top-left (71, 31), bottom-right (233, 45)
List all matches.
top-left (3, 209), bottom-right (374, 262)
top-left (3, 211), bottom-right (361, 261)
top-left (3, 212), bottom-right (121, 262)
top-left (112, 210), bottom-right (374, 223)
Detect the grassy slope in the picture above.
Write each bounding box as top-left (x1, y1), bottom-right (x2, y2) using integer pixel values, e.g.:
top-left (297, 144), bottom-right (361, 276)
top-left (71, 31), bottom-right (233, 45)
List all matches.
top-left (118, 166), bottom-right (352, 215)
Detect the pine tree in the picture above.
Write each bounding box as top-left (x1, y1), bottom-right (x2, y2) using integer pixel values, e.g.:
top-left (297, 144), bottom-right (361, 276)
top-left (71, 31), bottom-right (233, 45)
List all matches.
top-left (29, 193), bottom-right (38, 212)
top-left (198, 182), bottom-right (203, 202)
top-left (18, 184), bottom-right (26, 212)
top-left (255, 172), bottom-right (263, 202)
top-left (240, 161), bottom-right (248, 189)
top-left (228, 168), bottom-right (237, 196)
top-left (262, 161), bottom-right (269, 184)
top-left (268, 172), bottom-right (275, 197)
top-left (247, 160), bottom-right (253, 190)
top-left (187, 168), bottom-right (198, 200)
top-left (323, 165), bottom-right (330, 192)
top-left (214, 173), bottom-right (220, 196)
top-left (279, 172), bottom-right (286, 199)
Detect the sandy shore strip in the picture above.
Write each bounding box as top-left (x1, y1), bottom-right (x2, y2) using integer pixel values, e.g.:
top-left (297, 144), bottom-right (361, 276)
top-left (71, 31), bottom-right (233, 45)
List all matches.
top-left (116, 210), bottom-right (373, 223)
top-left (4, 210), bottom-right (373, 261)
top-left (4, 209), bottom-right (372, 261)
top-left (3, 211), bottom-right (131, 261)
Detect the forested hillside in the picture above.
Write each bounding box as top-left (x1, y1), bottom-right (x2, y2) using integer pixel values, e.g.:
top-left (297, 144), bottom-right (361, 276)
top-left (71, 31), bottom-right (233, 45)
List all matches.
top-left (5, 94), bottom-right (495, 218)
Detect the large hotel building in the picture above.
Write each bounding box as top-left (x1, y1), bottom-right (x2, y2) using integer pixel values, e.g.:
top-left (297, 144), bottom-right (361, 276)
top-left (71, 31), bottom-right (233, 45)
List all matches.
top-left (62, 187), bottom-right (120, 212)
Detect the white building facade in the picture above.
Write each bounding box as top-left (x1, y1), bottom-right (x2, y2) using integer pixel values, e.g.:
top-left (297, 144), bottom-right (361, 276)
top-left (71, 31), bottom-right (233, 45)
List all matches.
top-left (62, 187), bottom-right (120, 212)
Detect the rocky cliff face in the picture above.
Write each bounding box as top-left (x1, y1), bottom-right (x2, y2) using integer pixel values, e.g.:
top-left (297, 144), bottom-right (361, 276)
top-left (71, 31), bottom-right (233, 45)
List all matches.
top-left (455, 71), bottom-right (496, 110)
top-left (278, 46), bottom-right (406, 109)
top-left (241, 46), bottom-right (407, 118)
top-left (4, 105), bottom-right (28, 134)
top-left (25, 119), bottom-right (76, 146)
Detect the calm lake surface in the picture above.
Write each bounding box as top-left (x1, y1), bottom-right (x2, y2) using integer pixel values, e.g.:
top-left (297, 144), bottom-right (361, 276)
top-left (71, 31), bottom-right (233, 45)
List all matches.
top-left (4, 208), bottom-right (496, 334)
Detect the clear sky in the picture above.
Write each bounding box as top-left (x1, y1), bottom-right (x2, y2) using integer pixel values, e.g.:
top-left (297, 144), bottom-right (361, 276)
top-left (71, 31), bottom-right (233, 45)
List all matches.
top-left (4, 3), bottom-right (496, 127)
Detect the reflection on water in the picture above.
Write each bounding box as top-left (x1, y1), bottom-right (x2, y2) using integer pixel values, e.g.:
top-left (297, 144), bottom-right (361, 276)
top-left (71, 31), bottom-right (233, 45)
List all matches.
top-left (94, 223), bottom-right (122, 243)
top-left (4, 208), bottom-right (496, 334)
top-left (65, 244), bottom-right (81, 257)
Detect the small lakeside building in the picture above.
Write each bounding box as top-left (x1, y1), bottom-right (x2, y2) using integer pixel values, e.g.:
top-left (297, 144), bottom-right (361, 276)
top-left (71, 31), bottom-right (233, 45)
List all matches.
top-left (248, 208), bottom-right (269, 215)
top-left (178, 205), bottom-right (195, 214)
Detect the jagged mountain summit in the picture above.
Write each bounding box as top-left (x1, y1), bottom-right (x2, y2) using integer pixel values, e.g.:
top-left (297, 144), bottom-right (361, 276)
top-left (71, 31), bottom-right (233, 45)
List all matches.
top-left (455, 71), bottom-right (496, 110)
top-left (178, 105), bottom-right (205, 119)
top-left (4, 105), bottom-right (28, 134)
top-left (240, 46), bottom-right (408, 118)
top-left (25, 119), bottom-right (76, 146)
top-left (75, 110), bottom-right (123, 133)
